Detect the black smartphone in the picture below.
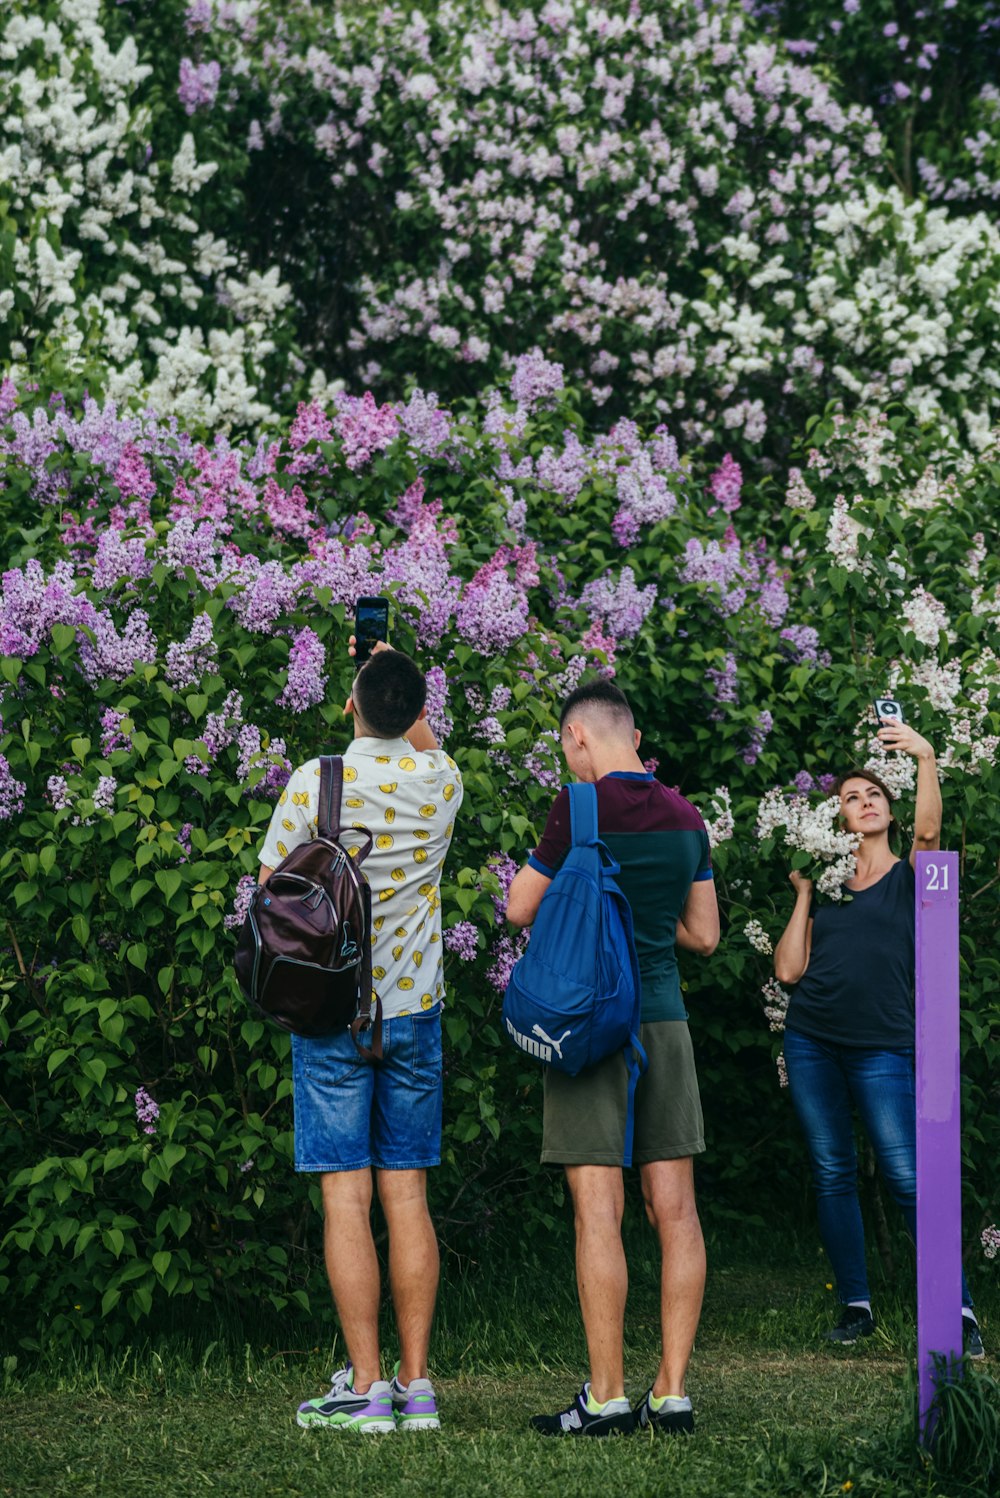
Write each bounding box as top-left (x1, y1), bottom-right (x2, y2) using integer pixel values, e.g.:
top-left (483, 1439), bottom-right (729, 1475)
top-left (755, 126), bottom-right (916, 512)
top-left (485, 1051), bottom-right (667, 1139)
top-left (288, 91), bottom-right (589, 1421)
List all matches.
top-left (355, 596), bottom-right (390, 663)
top-left (873, 697), bottom-right (905, 725)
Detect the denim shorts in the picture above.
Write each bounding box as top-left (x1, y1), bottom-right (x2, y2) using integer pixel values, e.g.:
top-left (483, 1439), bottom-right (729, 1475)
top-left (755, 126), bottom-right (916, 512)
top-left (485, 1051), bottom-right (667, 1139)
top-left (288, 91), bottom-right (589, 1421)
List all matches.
top-left (292, 1007), bottom-right (443, 1173)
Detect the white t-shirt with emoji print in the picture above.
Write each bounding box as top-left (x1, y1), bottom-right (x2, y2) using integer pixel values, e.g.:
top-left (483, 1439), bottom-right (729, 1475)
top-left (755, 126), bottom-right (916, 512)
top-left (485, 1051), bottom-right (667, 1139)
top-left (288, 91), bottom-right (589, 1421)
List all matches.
top-left (260, 736), bottom-right (464, 1020)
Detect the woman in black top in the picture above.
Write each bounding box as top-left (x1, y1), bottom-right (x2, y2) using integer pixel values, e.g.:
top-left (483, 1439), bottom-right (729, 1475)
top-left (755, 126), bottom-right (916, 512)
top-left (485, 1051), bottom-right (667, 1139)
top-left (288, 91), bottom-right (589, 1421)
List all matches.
top-left (773, 721), bottom-right (981, 1354)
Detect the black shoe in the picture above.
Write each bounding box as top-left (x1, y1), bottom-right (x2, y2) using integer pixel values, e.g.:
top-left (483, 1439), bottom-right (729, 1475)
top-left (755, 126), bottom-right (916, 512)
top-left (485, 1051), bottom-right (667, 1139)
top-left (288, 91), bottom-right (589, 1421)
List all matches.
top-left (530, 1384), bottom-right (634, 1438)
top-left (964, 1316), bottom-right (986, 1361)
top-left (635, 1388), bottom-right (695, 1435)
top-left (823, 1305), bottom-right (876, 1345)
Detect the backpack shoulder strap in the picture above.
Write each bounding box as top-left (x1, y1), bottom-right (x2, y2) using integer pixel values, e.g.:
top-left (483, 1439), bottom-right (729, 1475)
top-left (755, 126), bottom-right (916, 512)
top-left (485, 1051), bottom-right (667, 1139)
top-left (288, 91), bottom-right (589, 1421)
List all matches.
top-left (317, 756), bottom-right (344, 841)
top-left (568, 781), bottom-right (599, 848)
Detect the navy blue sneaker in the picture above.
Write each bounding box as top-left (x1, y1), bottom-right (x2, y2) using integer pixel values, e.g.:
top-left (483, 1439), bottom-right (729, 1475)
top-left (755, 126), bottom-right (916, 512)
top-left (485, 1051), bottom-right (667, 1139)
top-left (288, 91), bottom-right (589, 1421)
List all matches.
top-left (531, 1383), bottom-right (634, 1437)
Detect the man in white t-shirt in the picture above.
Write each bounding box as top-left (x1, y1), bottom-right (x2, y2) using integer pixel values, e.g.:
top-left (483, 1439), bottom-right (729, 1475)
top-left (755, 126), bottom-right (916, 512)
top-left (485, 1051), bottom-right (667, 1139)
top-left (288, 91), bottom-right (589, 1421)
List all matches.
top-left (258, 642), bottom-right (463, 1434)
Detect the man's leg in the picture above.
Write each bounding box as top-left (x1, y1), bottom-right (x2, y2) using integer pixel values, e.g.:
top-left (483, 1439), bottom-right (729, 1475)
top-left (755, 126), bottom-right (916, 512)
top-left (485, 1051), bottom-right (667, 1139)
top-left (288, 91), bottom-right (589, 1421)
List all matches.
top-left (639, 1157), bottom-right (705, 1398)
top-left (377, 1168), bottom-right (439, 1385)
top-left (565, 1164), bottom-right (627, 1403)
top-left (321, 1168), bottom-right (382, 1390)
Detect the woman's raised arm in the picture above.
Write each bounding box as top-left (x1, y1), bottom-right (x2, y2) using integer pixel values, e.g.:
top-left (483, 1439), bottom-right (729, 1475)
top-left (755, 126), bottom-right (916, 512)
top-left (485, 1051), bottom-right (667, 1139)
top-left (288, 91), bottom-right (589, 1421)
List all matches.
top-left (773, 871), bottom-right (814, 986)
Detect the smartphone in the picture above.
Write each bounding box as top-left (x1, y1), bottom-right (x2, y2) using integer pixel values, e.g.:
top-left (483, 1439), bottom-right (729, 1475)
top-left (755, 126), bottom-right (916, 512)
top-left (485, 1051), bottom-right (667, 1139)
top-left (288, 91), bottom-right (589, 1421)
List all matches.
top-left (354, 596), bottom-right (390, 663)
top-left (873, 697), bottom-right (905, 725)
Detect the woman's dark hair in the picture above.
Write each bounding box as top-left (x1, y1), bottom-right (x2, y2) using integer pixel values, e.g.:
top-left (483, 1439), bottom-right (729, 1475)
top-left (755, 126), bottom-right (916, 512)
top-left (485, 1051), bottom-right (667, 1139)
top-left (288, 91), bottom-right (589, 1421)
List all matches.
top-left (352, 649), bottom-right (426, 739)
top-left (834, 767), bottom-right (901, 850)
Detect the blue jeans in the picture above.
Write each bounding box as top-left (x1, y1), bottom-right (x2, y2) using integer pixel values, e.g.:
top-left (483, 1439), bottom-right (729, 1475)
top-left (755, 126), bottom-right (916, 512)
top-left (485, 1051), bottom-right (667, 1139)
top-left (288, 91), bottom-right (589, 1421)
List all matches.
top-left (291, 1007), bottom-right (443, 1172)
top-left (784, 1028), bottom-right (972, 1307)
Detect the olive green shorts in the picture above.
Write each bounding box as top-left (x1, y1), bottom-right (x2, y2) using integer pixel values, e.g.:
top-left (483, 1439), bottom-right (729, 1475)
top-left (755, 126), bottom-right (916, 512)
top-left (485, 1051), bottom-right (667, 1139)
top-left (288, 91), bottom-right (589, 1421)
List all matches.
top-left (541, 1020), bottom-right (705, 1167)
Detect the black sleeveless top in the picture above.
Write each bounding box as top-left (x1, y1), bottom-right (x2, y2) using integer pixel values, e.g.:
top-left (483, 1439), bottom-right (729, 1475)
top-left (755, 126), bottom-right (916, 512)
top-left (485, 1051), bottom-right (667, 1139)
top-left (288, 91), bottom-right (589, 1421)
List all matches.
top-left (785, 859), bottom-right (915, 1050)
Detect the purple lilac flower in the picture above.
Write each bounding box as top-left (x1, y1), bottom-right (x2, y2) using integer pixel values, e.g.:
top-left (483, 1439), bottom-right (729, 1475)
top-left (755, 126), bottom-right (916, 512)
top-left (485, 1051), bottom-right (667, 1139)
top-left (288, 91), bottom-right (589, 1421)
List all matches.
top-left (0, 377), bottom-right (17, 420)
top-left (743, 709), bottom-right (774, 766)
top-left (455, 555), bottom-right (530, 653)
top-left (47, 775), bottom-right (73, 810)
top-left (444, 921), bottom-right (479, 961)
top-left (793, 771), bottom-right (814, 793)
top-left (396, 389), bottom-right (455, 458)
top-left (535, 431), bottom-right (590, 503)
top-left (178, 57), bottom-right (221, 114)
top-left (135, 1086), bottom-right (160, 1135)
top-left (277, 627), bottom-right (327, 713)
top-left (225, 874), bottom-right (257, 930)
top-left (486, 929), bottom-right (529, 992)
top-left (289, 400), bottom-right (333, 451)
top-left (177, 823), bottom-right (193, 861)
top-left (578, 567), bottom-right (656, 640)
top-left (708, 454), bottom-right (743, 513)
top-left (0, 558), bottom-right (96, 658)
top-left (100, 708), bottom-right (132, 758)
top-left (817, 773), bottom-right (837, 794)
top-left (238, 1158), bottom-right (255, 1174)
top-left (165, 612), bottom-right (216, 689)
top-left (93, 776), bottom-right (117, 812)
top-left (164, 516), bottom-right (221, 589)
top-left (509, 349), bottom-right (565, 410)
top-left (779, 624), bottom-right (830, 665)
top-left (0, 754), bottom-right (26, 820)
top-left (226, 558), bottom-right (299, 633)
top-left (91, 528), bottom-right (153, 590)
top-left (487, 853), bottom-right (519, 924)
top-left (80, 609), bottom-right (159, 686)
top-left (706, 653), bottom-right (739, 720)
top-left (113, 444), bottom-right (156, 502)
top-left (185, 0), bottom-right (213, 34)
top-left (424, 665), bottom-right (453, 742)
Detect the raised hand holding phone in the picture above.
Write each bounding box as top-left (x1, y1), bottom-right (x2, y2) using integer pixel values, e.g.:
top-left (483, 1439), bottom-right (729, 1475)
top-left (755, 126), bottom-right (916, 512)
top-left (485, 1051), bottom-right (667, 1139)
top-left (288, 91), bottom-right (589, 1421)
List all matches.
top-left (354, 595), bottom-right (390, 663)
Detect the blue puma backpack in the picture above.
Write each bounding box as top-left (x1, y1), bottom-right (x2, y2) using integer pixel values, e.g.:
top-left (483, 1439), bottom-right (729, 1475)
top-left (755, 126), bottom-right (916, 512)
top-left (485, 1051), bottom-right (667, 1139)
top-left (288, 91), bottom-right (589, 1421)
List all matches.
top-left (502, 781), bottom-right (648, 1166)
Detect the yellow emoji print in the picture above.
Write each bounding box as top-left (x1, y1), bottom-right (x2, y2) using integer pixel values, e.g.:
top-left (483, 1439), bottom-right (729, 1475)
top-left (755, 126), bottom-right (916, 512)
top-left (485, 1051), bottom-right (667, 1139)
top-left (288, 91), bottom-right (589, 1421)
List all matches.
top-left (445, 755), bottom-right (457, 770)
top-left (345, 796), bottom-right (365, 809)
top-left (292, 791), bottom-right (309, 806)
top-left (429, 932), bottom-right (441, 944)
top-left (414, 951), bottom-right (423, 968)
top-left (379, 783), bottom-right (398, 794)
top-left (398, 977), bottom-right (414, 991)
top-left (347, 846), bottom-right (360, 857)
top-left (413, 828), bottom-right (430, 841)
top-left (375, 755), bottom-right (391, 764)
top-left (373, 966), bottom-right (386, 980)
top-left (343, 766), bottom-right (358, 783)
top-left (421, 993), bottom-right (434, 1010)
top-left (385, 808), bottom-right (396, 824)
top-left (443, 783), bottom-right (456, 802)
top-left (394, 926), bottom-right (408, 938)
top-left (375, 833), bottom-right (394, 850)
top-left (398, 757), bottom-right (416, 772)
top-left (392, 944), bottom-right (404, 961)
top-left (373, 916), bottom-right (385, 931)
top-left (445, 822), bottom-right (454, 838)
top-left (418, 882), bottom-right (435, 898)
top-left (282, 818), bottom-right (294, 831)
top-left (279, 789), bottom-right (288, 805)
top-left (379, 888), bottom-right (396, 903)
top-left (277, 841), bottom-right (288, 858)
top-left (419, 804), bottom-right (436, 818)
top-left (391, 867), bottom-right (407, 882)
top-left (414, 848), bottom-right (428, 864)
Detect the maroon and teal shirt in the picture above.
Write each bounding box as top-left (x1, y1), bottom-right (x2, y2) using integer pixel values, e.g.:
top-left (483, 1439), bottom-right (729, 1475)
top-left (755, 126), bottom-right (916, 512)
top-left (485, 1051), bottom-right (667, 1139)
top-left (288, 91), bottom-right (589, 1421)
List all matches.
top-left (529, 771), bottom-right (713, 1023)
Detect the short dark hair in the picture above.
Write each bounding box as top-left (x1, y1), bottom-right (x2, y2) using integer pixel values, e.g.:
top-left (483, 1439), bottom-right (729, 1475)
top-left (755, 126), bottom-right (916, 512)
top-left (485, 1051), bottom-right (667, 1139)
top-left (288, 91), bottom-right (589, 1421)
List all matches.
top-left (560, 679), bottom-right (635, 734)
top-left (352, 649), bottom-right (426, 739)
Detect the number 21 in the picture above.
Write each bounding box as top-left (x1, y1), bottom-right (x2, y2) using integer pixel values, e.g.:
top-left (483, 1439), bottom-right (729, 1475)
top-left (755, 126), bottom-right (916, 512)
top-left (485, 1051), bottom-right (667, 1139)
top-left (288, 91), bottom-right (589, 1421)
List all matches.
top-left (925, 863), bottom-right (949, 892)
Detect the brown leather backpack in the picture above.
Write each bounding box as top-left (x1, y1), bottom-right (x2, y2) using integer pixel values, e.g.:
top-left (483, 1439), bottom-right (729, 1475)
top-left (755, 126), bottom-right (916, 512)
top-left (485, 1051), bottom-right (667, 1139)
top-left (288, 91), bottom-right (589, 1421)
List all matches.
top-left (234, 756), bottom-right (382, 1059)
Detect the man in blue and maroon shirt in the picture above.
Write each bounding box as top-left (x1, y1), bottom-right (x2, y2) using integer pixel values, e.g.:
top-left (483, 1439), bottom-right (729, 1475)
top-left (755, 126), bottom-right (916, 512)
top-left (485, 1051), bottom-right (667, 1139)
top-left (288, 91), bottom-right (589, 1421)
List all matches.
top-left (507, 680), bottom-right (719, 1439)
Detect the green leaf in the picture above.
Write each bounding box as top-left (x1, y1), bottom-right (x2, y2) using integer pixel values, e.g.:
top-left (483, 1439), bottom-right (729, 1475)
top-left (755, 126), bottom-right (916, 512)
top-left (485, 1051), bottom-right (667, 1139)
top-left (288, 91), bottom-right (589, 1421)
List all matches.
top-left (109, 856), bottom-right (133, 888)
top-left (47, 1049), bottom-right (72, 1077)
top-left (152, 1251), bottom-right (172, 1278)
top-left (155, 868), bottom-right (182, 901)
top-left (71, 737), bottom-right (91, 761)
top-left (126, 942), bottom-right (148, 972)
top-left (130, 878), bottom-right (154, 907)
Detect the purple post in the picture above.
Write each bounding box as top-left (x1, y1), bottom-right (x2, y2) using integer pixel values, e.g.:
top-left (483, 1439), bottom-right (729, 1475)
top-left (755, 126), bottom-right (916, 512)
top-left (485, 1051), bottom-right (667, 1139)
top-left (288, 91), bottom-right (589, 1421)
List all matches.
top-left (915, 850), bottom-right (962, 1445)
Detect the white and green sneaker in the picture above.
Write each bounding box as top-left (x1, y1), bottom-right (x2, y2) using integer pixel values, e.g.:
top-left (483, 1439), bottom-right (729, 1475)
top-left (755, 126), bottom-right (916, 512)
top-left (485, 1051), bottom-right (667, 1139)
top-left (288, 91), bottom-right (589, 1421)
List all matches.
top-left (296, 1364), bottom-right (395, 1433)
top-left (390, 1362), bottom-right (441, 1431)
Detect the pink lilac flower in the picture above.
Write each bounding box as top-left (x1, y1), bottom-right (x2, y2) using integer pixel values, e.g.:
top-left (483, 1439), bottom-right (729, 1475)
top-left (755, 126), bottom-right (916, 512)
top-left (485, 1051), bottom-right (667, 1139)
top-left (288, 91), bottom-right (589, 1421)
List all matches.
top-left (165, 613), bottom-right (217, 689)
top-left (444, 921), bottom-right (479, 960)
top-left (706, 653), bottom-right (739, 720)
top-left (90, 528), bottom-right (153, 590)
top-left (289, 400), bottom-right (334, 450)
top-left (263, 476), bottom-right (314, 539)
top-left (0, 377), bottom-right (17, 420)
top-left (277, 627), bottom-right (327, 713)
top-left (396, 389), bottom-right (455, 459)
top-left (0, 558), bottom-right (96, 657)
top-left (225, 874), bottom-right (257, 930)
top-left (295, 540), bottom-right (377, 612)
top-left (0, 754), bottom-right (26, 820)
top-left (333, 391), bottom-right (399, 469)
top-left (114, 444), bottom-right (156, 501)
top-left (178, 57), bottom-right (221, 114)
top-left (708, 454), bottom-right (743, 513)
top-left (135, 1086), bottom-right (160, 1135)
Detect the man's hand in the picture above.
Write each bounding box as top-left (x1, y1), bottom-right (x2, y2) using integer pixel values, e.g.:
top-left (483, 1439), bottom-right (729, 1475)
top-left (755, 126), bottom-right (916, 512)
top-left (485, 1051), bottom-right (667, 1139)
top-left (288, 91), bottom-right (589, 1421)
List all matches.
top-left (344, 633), bottom-right (391, 714)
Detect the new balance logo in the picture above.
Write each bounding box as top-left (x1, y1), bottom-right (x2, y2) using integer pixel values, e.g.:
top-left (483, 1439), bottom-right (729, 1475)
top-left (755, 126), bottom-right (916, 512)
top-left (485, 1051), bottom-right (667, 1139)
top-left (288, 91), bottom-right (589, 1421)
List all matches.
top-left (532, 1024), bottom-right (571, 1061)
top-left (505, 1018), bottom-right (572, 1063)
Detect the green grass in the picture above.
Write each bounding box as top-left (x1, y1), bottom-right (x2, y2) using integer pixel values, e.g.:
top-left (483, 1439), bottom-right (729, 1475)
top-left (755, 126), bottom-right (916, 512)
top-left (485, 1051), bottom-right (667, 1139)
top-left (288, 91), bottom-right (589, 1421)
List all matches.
top-left (2, 1229), bottom-right (996, 1498)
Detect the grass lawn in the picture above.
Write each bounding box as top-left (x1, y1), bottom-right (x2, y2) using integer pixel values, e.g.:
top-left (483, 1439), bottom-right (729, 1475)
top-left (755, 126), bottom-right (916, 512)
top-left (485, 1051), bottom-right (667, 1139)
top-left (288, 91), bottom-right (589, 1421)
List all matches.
top-left (1, 1228), bottom-right (995, 1498)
